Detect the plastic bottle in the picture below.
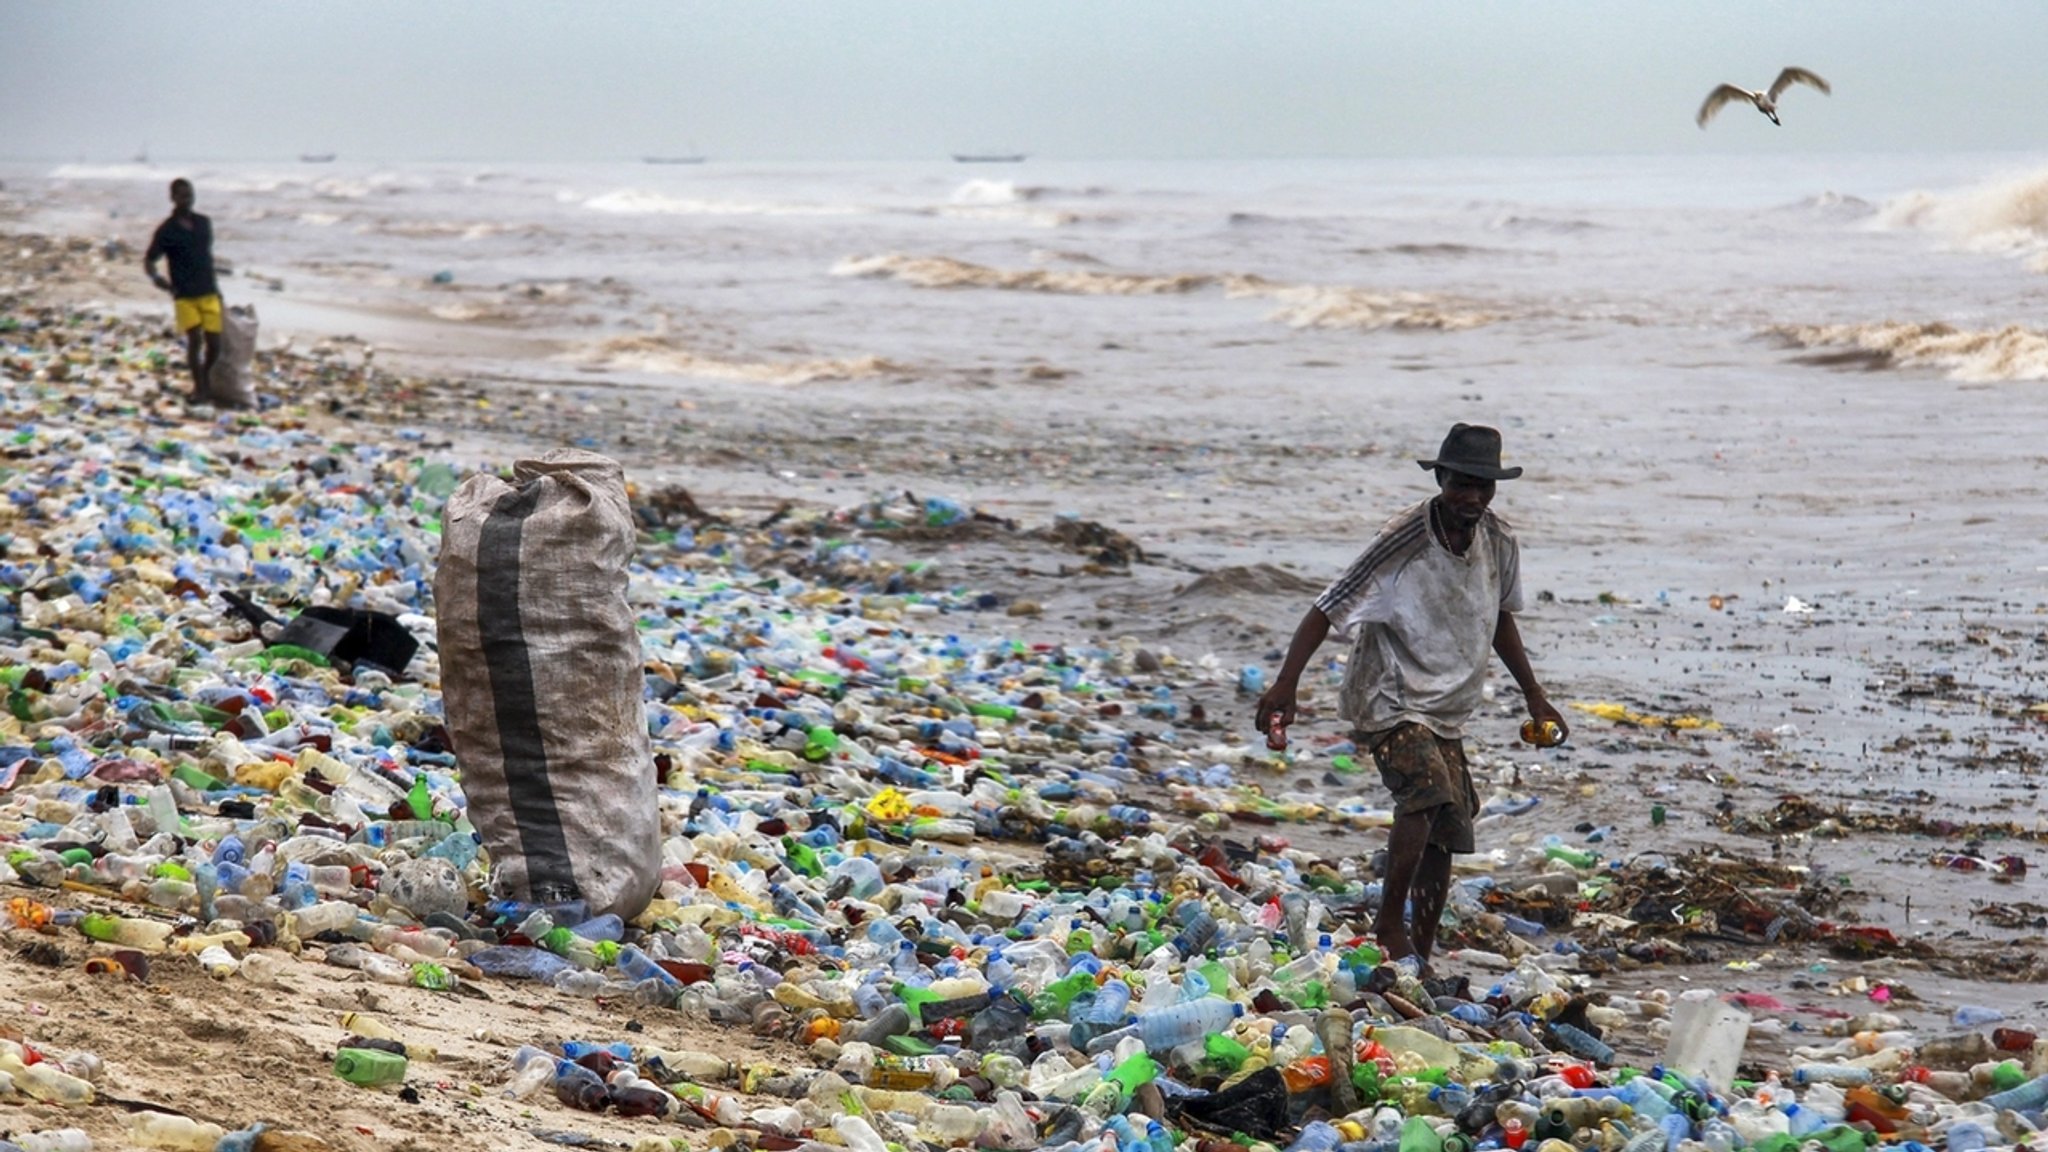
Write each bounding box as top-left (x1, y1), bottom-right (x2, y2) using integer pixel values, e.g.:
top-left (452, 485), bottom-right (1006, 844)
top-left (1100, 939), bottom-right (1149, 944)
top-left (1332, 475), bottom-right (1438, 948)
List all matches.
top-left (1399, 1115), bottom-right (1443, 1152)
top-left (11, 1062), bottom-right (96, 1105)
top-left (1980, 1071), bottom-right (2048, 1113)
top-left (125, 1113), bottom-right (226, 1152)
top-left (1953, 1005), bottom-right (2005, 1028)
top-left (1089, 998), bottom-right (1244, 1054)
top-left (13, 1130), bottom-right (94, 1152)
top-left (502, 1046), bottom-right (557, 1099)
top-left (918, 1102), bottom-right (987, 1144)
top-left (1791, 1064), bottom-right (1873, 1087)
top-left (77, 913), bottom-right (172, 953)
top-left (834, 1115), bottom-right (891, 1152)
top-left (1946, 1121), bottom-right (1988, 1152)
top-left (1547, 1022), bottom-right (1614, 1065)
top-left (553, 1061), bottom-right (610, 1111)
top-left (333, 1048), bottom-right (407, 1087)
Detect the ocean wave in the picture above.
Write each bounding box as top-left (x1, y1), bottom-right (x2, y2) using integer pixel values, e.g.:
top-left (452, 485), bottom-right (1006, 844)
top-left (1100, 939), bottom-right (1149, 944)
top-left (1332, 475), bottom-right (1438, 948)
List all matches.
top-left (834, 253), bottom-right (1497, 330)
top-left (48, 164), bottom-right (162, 182)
top-left (1769, 321), bottom-right (2048, 382)
top-left (950, 179), bottom-right (1037, 205)
top-left (1873, 167), bottom-right (2048, 272)
top-left (1489, 214), bottom-right (1602, 234)
top-left (1776, 191), bottom-right (1876, 220)
top-left (1354, 242), bottom-right (1507, 259)
top-left (567, 334), bottom-right (901, 384)
top-left (934, 204), bottom-right (1086, 228)
top-left (581, 189), bottom-right (862, 217)
top-left (1233, 278), bottom-right (1497, 332)
top-left (833, 253), bottom-right (1211, 294)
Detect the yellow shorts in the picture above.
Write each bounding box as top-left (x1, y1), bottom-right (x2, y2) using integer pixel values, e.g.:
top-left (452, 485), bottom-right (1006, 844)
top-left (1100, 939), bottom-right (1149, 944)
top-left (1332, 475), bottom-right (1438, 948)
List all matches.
top-left (174, 294), bottom-right (223, 334)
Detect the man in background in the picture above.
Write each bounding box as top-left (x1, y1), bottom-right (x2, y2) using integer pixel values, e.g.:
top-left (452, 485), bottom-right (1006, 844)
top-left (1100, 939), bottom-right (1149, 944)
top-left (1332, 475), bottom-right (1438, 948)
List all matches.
top-left (144, 178), bottom-right (222, 404)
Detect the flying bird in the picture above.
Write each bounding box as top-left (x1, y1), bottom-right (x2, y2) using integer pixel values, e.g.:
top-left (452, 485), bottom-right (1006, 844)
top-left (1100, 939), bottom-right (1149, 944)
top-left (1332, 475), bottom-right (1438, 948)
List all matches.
top-left (1697, 67), bottom-right (1831, 128)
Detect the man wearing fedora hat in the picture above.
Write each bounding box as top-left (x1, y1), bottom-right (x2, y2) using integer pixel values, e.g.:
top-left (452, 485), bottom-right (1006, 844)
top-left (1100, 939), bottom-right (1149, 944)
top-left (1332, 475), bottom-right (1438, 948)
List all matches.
top-left (1256, 422), bottom-right (1566, 971)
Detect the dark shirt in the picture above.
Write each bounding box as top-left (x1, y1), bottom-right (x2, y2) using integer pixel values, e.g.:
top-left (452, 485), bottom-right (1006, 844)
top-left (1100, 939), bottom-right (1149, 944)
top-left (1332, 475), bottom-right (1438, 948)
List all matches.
top-left (147, 213), bottom-right (218, 299)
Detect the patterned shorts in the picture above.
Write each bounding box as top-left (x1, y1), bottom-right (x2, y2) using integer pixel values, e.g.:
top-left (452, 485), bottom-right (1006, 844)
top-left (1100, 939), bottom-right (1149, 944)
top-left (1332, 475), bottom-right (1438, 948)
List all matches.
top-left (1361, 722), bottom-right (1481, 854)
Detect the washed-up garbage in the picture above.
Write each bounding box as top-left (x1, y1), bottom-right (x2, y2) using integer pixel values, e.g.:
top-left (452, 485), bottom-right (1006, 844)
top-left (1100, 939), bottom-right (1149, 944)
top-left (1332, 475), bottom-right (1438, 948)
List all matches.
top-left (7, 291), bottom-right (2048, 1152)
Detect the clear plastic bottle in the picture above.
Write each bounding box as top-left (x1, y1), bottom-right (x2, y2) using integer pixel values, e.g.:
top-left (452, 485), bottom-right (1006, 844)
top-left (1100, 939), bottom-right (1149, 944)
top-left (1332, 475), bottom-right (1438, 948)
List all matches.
top-left (13, 1062), bottom-right (97, 1105)
top-left (126, 1112), bottom-right (226, 1151)
top-left (14, 1128), bottom-right (95, 1152)
top-left (502, 1046), bottom-right (557, 1099)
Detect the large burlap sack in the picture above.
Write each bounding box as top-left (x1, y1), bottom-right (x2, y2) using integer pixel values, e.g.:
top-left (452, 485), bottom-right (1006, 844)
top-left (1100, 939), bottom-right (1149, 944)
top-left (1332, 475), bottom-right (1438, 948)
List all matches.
top-left (210, 304), bottom-right (258, 409)
top-left (435, 449), bottom-right (659, 920)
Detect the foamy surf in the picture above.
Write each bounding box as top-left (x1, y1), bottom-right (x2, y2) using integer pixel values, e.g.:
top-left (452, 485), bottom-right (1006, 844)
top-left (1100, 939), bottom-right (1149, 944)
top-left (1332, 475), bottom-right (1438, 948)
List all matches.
top-left (832, 253), bottom-right (1212, 295)
top-left (581, 189), bottom-right (862, 217)
top-left (834, 253), bottom-right (1497, 330)
top-left (1227, 277), bottom-right (1497, 332)
top-left (1769, 321), bottom-right (2048, 382)
top-left (567, 334), bottom-right (901, 385)
top-left (1873, 166), bottom-right (2048, 272)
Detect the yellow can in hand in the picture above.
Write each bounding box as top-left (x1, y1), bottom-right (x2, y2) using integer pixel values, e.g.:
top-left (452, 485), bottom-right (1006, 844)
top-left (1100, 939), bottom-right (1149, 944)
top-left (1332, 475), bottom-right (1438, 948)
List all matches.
top-left (1520, 718), bottom-right (1564, 748)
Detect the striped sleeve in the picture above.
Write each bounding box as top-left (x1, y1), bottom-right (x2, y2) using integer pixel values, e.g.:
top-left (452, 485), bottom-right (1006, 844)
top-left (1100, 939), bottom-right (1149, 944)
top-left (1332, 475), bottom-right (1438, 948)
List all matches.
top-left (1314, 511), bottom-right (1426, 639)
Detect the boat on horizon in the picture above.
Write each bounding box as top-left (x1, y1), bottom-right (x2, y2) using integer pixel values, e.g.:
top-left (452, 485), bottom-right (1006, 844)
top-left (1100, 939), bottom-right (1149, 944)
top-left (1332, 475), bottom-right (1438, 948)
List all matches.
top-left (952, 153), bottom-right (1026, 164)
top-left (643, 155), bottom-right (707, 165)
top-left (300, 153), bottom-right (337, 163)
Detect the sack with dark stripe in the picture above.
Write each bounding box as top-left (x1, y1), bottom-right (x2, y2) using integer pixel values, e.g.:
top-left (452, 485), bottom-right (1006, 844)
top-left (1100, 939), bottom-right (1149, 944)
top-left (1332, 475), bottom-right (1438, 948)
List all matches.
top-left (435, 449), bottom-right (660, 920)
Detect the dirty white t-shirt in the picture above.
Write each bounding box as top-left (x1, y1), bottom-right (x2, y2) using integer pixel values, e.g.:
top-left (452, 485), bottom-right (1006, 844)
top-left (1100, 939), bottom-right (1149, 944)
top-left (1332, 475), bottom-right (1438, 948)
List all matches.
top-left (1312, 498), bottom-right (1524, 739)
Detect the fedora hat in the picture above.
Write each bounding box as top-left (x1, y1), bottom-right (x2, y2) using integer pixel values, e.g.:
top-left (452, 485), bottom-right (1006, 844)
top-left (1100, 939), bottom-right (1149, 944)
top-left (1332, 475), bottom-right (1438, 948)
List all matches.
top-left (1416, 423), bottom-right (1523, 480)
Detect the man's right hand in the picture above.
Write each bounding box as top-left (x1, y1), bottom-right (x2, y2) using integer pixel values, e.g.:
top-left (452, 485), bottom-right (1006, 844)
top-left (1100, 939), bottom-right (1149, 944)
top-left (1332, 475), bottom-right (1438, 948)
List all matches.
top-left (150, 274), bottom-right (172, 293)
top-left (1254, 682), bottom-right (1297, 736)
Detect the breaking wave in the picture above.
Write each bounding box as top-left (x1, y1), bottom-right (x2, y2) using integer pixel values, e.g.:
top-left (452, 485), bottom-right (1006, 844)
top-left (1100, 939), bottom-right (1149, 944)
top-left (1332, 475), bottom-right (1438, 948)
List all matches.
top-left (833, 253), bottom-right (1210, 295)
top-left (834, 253), bottom-right (1498, 331)
top-left (581, 189), bottom-right (862, 217)
top-left (1489, 214), bottom-right (1602, 234)
top-left (567, 334), bottom-right (901, 385)
top-left (1354, 242), bottom-right (1508, 259)
top-left (1769, 321), bottom-right (2048, 382)
top-left (950, 179), bottom-right (1038, 205)
top-left (47, 164), bottom-right (160, 182)
top-left (1873, 167), bottom-right (2048, 272)
top-left (1776, 191), bottom-right (1876, 220)
top-left (1235, 279), bottom-right (1497, 332)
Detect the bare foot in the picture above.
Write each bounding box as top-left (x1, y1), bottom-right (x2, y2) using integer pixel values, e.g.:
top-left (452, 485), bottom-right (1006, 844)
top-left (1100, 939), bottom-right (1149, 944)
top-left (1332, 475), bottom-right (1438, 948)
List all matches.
top-left (1374, 925), bottom-right (1417, 962)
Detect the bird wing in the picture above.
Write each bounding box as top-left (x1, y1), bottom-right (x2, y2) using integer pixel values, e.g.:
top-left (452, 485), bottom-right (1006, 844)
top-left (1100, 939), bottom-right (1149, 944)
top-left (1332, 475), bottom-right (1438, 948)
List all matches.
top-left (1696, 84), bottom-right (1753, 128)
top-left (1769, 67), bottom-right (1831, 101)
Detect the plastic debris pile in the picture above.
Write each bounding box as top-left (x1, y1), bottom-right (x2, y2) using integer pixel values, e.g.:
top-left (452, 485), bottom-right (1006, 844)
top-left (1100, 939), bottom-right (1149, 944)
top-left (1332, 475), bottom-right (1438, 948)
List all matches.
top-left (4, 296), bottom-right (2046, 1152)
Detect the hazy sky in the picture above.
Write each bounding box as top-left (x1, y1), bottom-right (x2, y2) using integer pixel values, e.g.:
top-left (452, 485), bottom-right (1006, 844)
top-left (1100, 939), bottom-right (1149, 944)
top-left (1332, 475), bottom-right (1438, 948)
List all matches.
top-left (5, 1), bottom-right (2045, 162)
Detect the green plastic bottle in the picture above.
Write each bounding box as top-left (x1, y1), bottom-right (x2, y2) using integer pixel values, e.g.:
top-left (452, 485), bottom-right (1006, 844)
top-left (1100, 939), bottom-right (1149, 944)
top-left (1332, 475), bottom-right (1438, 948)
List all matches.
top-left (968, 701), bottom-right (1018, 721)
top-left (1543, 843), bottom-right (1599, 869)
top-left (803, 726), bottom-right (840, 762)
top-left (1205, 1032), bottom-right (1251, 1072)
top-left (334, 1047), bottom-right (408, 1086)
top-left (1105, 1051), bottom-right (1158, 1100)
top-left (1030, 971), bottom-right (1096, 1019)
top-left (782, 837), bottom-right (824, 878)
top-left (79, 912), bottom-right (123, 943)
top-left (405, 775), bottom-right (435, 821)
top-left (1399, 1115), bottom-right (1444, 1152)
top-left (1810, 1126), bottom-right (1877, 1152)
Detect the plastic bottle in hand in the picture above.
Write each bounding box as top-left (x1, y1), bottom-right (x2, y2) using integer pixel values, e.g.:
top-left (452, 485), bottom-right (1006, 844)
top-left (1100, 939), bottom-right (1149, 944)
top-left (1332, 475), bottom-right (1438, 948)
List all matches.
top-left (1266, 711), bottom-right (1289, 751)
